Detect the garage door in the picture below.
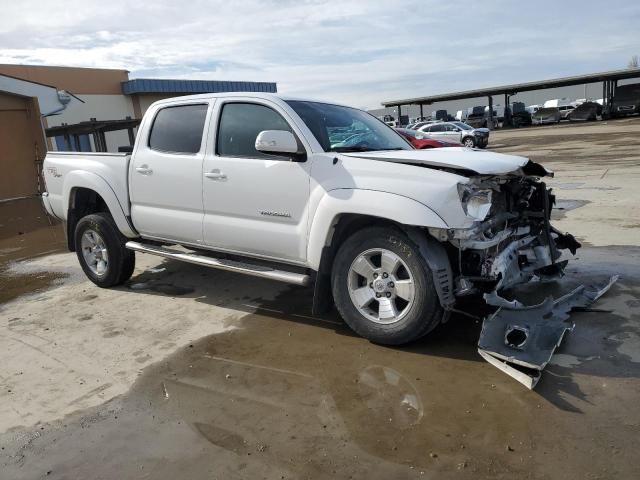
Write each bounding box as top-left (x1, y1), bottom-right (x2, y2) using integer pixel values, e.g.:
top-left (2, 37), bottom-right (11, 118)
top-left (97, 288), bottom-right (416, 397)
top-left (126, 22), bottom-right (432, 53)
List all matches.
top-left (0, 93), bottom-right (45, 201)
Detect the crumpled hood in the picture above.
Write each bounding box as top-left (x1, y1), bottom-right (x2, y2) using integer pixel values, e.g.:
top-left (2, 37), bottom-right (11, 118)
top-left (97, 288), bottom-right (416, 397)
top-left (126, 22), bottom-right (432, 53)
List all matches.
top-left (342, 148), bottom-right (552, 176)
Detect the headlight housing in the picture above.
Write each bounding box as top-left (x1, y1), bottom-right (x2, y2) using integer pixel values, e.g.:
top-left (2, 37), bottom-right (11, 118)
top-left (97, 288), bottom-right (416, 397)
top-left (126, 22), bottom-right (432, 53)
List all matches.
top-left (458, 184), bottom-right (492, 221)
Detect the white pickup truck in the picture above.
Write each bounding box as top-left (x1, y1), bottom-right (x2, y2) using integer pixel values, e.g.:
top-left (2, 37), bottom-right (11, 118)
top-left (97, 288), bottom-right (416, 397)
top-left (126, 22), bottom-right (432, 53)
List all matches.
top-left (42, 93), bottom-right (580, 345)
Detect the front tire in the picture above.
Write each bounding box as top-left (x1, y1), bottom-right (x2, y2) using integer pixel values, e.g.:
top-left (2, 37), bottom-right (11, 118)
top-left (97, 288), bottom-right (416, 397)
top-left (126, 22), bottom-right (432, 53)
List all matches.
top-left (331, 227), bottom-right (443, 345)
top-left (463, 136), bottom-right (476, 148)
top-left (74, 213), bottom-right (135, 287)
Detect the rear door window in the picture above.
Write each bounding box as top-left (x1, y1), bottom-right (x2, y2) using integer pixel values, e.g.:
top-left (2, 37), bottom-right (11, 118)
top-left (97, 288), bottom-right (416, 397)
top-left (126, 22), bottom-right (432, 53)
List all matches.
top-left (149, 104), bottom-right (208, 154)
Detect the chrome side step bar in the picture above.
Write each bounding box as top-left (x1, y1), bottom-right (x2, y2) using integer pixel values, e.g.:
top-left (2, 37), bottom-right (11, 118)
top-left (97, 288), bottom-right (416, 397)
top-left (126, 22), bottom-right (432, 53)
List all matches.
top-left (125, 241), bottom-right (311, 286)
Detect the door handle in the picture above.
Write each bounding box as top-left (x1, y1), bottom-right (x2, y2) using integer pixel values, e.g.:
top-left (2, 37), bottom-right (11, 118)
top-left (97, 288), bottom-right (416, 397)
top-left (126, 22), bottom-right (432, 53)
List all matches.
top-left (135, 165), bottom-right (153, 175)
top-left (204, 169), bottom-right (227, 180)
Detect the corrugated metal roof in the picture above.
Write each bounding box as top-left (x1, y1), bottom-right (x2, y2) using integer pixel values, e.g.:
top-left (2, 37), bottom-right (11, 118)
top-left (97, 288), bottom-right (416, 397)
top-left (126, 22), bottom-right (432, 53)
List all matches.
top-left (122, 78), bottom-right (277, 95)
top-left (382, 68), bottom-right (640, 106)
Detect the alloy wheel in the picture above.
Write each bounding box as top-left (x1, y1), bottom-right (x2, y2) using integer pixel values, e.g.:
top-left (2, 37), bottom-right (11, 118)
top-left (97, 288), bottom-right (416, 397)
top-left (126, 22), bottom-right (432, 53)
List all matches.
top-left (347, 248), bottom-right (415, 324)
top-left (81, 229), bottom-right (109, 276)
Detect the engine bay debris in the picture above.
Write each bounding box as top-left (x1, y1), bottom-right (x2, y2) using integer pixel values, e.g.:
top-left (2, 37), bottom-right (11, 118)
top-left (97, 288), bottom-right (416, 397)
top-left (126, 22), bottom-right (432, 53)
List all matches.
top-left (478, 275), bottom-right (619, 389)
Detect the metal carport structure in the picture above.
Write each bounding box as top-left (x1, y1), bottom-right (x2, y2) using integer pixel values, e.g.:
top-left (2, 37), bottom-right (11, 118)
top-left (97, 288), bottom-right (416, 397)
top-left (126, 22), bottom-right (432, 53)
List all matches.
top-left (382, 68), bottom-right (640, 126)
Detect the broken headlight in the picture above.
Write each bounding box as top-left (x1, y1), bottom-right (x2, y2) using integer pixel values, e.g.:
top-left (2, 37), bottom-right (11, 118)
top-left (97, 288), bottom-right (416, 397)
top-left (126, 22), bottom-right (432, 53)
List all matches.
top-left (457, 183), bottom-right (493, 221)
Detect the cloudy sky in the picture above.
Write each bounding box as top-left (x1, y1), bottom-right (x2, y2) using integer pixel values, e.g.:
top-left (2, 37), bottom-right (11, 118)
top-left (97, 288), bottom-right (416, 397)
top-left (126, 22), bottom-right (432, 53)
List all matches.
top-left (2, 0), bottom-right (639, 108)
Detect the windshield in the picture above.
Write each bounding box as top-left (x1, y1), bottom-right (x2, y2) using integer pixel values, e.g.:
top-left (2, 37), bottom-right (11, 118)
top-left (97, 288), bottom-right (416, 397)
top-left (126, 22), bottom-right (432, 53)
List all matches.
top-left (452, 121), bottom-right (472, 130)
top-left (286, 100), bottom-right (412, 152)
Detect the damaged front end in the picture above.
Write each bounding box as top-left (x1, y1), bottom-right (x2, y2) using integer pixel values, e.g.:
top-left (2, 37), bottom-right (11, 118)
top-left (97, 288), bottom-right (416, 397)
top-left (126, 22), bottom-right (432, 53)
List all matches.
top-left (430, 169), bottom-right (582, 296)
top-left (428, 161), bottom-right (601, 388)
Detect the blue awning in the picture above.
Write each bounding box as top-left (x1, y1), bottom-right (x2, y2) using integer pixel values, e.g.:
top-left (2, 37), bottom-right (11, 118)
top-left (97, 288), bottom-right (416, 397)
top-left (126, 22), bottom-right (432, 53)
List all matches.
top-left (122, 78), bottom-right (277, 95)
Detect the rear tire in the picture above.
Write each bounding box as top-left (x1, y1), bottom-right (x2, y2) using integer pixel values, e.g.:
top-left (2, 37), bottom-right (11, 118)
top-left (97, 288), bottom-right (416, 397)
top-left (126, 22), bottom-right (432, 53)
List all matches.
top-left (74, 213), bottom-right (135, 288)
top-left (331, 227), bottom-right (443, 345)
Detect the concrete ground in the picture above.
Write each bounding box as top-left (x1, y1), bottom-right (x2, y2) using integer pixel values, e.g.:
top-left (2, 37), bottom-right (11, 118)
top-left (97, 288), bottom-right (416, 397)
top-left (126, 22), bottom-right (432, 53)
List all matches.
top-left (1, 118), bottom-right (639, 479)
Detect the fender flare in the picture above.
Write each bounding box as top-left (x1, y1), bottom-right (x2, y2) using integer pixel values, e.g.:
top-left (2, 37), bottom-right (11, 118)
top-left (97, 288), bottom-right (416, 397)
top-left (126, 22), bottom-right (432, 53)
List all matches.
top-left (63, 170), bottom-right (137, 238)
top-left (307, 188), bottom-right (448, 270)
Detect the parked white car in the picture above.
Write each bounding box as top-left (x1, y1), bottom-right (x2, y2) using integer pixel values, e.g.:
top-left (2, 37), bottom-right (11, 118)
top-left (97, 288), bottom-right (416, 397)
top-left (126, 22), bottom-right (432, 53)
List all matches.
top-left (418, 121), bottom-right (490, 148)
top-left (455, 110), bottom-right (467, 122)
top-left (558, 104), bottom-right (576, 120)
top-left (543, 98), bottom-right (573, 108)
top-left (42, 93), bottom-right (580, 345)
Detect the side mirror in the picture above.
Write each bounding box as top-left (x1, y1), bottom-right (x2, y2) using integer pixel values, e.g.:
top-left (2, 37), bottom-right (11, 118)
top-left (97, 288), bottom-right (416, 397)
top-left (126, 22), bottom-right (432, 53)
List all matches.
top-left (255, 130), bottom-right (299, 154)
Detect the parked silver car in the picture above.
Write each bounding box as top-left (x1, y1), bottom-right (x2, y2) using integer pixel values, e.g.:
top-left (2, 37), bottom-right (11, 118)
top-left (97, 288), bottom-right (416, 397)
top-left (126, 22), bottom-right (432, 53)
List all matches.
top-left (418, 121), bottom-right (489, 148)
top-left (532, 107), bottom-right (561, 125)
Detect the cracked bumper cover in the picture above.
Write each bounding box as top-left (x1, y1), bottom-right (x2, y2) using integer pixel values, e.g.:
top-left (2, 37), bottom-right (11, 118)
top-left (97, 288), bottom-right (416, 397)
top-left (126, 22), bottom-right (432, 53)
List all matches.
top-left (477, 275), bottom-right (618, 389)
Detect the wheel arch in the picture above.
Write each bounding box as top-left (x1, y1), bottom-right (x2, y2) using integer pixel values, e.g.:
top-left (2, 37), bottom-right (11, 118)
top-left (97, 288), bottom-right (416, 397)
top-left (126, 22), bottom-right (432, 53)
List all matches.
top-left (462, 135), bottom-right (475, 146)
top-left (308, 189), bottom-right (453, 315)
top-left (307, 189), bottom-right (447, 270)
top-left (63, 172), bottom-right (137, 251)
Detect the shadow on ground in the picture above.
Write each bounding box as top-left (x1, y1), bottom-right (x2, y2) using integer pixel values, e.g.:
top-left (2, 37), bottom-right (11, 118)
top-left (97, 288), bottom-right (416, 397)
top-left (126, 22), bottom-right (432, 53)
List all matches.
top-left (116, 244), bottom-right (640, 420)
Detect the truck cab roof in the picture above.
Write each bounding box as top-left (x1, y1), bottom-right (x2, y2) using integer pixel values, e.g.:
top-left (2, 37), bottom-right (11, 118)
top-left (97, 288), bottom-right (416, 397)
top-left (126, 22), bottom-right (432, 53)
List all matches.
top-left (149, 92), bottom-right (353, 110)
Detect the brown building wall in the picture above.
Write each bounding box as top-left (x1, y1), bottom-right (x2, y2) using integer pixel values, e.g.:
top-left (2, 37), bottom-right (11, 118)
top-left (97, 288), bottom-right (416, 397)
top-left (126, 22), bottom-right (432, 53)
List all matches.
top-left (0, 92), bottom-right (46, 200)
top-left (0, 64), bottom-right (129, 95)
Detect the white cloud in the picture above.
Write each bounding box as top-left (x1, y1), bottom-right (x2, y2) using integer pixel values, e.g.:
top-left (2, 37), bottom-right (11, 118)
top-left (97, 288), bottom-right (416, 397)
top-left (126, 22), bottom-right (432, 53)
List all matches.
top-left (1, 0), bottom-right (639, 108)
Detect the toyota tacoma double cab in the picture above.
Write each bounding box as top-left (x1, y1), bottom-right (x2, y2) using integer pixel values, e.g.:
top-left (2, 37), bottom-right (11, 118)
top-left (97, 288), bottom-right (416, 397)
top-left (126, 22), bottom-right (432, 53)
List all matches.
top-left (42, 93), bottom-right (580, 345)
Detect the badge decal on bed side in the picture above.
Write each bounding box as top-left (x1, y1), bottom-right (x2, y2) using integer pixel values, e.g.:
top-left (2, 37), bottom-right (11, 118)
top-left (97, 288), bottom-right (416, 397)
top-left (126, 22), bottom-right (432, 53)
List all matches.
top-left (47, 167), bottom-right (62, 178)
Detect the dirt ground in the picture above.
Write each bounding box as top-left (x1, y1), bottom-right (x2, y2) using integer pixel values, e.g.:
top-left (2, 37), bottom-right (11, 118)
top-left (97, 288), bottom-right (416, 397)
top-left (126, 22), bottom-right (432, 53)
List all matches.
top-left (1, 118), bottom-right (640, 479)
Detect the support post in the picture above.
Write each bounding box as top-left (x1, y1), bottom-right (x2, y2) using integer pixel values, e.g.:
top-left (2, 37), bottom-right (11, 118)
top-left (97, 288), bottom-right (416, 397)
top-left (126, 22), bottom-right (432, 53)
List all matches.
top-left (603, 80), bottom-right (614, 119)
top-left (127, 128), bottom-right (135, 146)
top-left (397, 105), bottom-right (402, 125)
top-left (488, 96), bottom-right (494, 130)
top-left (503, 93), bottom-right (512, 127)
top-left (419, 104), bottom-right (424, 120)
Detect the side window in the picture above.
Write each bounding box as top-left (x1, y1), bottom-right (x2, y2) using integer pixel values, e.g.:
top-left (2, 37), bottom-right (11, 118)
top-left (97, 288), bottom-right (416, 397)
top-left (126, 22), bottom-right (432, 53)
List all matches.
top-left (149, 104), bottom-right (208, 154)
top-left (217, 103), bottom-right (294, 159)
top-left (430, 124), bottom-right (444, 132)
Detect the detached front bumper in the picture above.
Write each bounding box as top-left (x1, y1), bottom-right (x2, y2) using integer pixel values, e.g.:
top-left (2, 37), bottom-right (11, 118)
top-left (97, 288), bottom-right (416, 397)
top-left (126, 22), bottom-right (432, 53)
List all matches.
top-left (436, 215), bottom-right (609, 390)
top-left (478, 275), bottom-right (618, 388)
